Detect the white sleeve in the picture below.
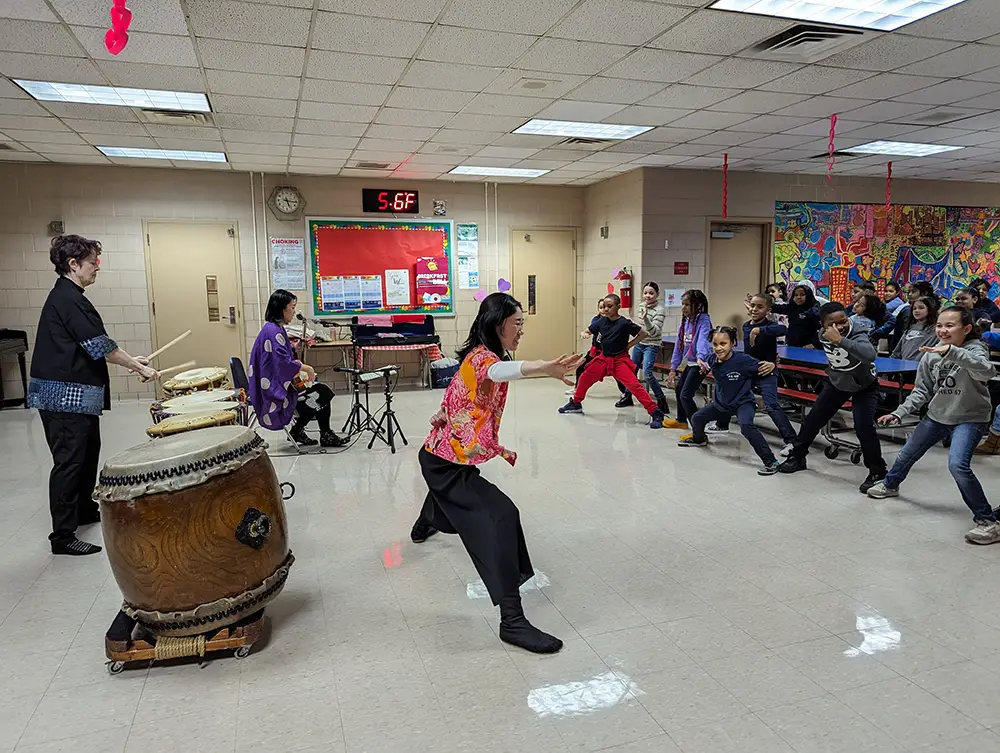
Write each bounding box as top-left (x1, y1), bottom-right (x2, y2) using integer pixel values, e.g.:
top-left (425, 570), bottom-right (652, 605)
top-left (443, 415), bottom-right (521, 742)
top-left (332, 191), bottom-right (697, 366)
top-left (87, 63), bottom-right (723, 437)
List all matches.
top-left (486, 360), bottom-right (525, 382)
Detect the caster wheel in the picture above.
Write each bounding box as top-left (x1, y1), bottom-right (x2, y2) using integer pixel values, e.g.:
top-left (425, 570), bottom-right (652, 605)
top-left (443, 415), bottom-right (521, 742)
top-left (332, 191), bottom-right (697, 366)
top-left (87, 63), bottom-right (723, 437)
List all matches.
top-left (824, 445), bottom-right (840, 460)
top-left (234, 645), bottom-right (252, 660)
top-left (851, 450), bottom-right (862, 465)
top-left (280, 482), bottom-right (295, 500)
top-left (107, 661), bottom-right (126, 675)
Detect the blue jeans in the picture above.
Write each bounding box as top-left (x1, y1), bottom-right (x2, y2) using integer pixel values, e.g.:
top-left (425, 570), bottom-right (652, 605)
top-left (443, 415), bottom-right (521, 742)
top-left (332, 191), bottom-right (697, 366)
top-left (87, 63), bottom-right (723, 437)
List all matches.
top-left (885, 418), bottom-right (993, 522)
top-left (623, 344), bottom-right (665, 402)
top-left (691, 402), bottom-right (776, 466)
top-left (991, 408), bottom-right (1000, 434)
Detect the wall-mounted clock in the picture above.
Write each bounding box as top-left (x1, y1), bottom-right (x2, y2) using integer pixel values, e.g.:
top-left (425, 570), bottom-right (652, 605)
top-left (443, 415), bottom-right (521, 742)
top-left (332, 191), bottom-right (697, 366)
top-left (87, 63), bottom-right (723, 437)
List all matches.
top-left (267, 185), bottom-right (306, 220)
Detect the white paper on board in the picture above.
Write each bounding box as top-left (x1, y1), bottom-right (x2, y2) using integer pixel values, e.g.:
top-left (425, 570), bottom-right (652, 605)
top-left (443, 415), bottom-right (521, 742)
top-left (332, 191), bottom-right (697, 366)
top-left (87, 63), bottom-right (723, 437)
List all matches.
top-left (385, 269), bottom-right (410, 306)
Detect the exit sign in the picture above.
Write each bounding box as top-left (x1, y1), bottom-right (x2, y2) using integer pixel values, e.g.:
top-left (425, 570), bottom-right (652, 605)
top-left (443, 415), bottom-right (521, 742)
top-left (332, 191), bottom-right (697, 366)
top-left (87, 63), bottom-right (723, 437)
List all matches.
top-left (674, 261), bottom-right (689, 275)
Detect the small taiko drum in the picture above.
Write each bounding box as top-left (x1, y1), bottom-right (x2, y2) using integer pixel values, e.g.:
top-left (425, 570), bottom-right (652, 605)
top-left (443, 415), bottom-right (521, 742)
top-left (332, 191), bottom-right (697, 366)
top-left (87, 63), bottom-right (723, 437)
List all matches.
top-left (146, 409), bottom-right (238, 438)
top-left (162, 366), bottom-right (230, 397)
top-left (150, 391), bottom-right (237, 424)
top-left (95, 426), bottom-right (294, 637)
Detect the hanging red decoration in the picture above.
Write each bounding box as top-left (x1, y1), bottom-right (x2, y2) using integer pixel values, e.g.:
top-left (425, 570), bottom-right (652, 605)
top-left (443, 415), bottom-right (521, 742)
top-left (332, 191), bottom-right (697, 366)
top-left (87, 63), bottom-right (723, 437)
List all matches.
top-left (885, 161), bottom-right (892, 215)
top-left (826, 114), bottom-right (837, 182)
top-left (722, 153), bottom-right (728, 219)
top-left (104, 0), bottom-right (132, 56)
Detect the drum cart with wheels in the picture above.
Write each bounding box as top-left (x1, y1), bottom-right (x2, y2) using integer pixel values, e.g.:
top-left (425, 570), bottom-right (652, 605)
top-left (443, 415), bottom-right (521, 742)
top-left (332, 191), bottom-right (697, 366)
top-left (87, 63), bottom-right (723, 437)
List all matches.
top-left (105, 609), bottom-right (266, 675)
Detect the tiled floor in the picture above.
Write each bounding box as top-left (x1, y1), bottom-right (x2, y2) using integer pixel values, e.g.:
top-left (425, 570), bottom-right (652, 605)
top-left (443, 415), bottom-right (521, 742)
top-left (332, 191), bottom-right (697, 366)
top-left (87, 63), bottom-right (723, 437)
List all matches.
top-left (3, 379), bottom-right (1000, 752)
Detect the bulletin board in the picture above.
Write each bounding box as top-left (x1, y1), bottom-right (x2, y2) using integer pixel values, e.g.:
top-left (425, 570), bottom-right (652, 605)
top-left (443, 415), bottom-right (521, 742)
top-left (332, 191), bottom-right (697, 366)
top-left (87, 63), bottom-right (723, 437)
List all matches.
top-left (307, 218), bottom-right (455, 317)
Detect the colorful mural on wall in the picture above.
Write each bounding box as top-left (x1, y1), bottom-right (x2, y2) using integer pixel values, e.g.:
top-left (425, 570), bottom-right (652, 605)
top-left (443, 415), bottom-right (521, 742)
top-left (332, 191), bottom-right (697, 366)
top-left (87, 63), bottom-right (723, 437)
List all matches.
top-left (773, 202), bottom-right (1000, 304)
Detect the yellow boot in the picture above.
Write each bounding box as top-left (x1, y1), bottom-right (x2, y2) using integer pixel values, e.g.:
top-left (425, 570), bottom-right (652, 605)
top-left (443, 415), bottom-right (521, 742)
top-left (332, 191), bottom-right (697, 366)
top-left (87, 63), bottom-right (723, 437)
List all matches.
top-left (662, 419), bottom-right (689, 430)
top-left (975, 432), bottom-right (1000, 455)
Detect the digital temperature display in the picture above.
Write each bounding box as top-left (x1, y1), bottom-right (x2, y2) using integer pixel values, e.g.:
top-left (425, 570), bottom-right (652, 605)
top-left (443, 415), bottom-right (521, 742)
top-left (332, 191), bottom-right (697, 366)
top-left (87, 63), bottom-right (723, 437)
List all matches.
top-left (362, 189), bottom-right (420, 214)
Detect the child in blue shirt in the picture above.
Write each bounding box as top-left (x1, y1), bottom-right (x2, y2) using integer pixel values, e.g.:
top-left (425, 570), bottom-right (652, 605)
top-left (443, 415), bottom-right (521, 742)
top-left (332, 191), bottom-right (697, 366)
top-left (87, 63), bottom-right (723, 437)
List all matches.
top-left (678, 326), bottom-right (780, 475)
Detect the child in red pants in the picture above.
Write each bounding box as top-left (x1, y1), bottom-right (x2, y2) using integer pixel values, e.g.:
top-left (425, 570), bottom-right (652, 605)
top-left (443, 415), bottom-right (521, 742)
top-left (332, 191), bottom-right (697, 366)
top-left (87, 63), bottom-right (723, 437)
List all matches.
top-left (559, 294), bottom-right (664, 429)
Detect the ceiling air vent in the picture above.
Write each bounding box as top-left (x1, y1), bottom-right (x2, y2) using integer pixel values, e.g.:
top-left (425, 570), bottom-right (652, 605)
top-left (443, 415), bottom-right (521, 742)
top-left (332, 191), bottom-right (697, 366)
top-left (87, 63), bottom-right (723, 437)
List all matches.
top-left (752, 24), bottom-right (865, 63)
top-left (557, 137), bottom-right (615, 149)
top-left (809, 150), bottom-right (866, 161)
top-left (140, 109), bottom-right (214, 126)
top-left (353, 161), bottom-right (391, 170)
top-left (0, 143), bottom-right (14, 150)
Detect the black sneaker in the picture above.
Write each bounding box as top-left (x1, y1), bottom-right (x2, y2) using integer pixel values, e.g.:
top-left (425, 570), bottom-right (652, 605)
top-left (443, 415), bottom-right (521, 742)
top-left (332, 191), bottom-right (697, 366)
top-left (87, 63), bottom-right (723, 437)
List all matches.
top-left (558, 400), bottom-right (583, 414)
top-left (777, 455), bottom-right (807, 474)
top-left (320, 430), bottom-right (347, 448)
top-left (657, 397), bottom-right (670, 415)
top-left (289, 428), bottom-right (318, 446)
top-left (859, 470), bottom-right (886, 494)
top-left (410, 520), bottom-right (438, 543)
top-left (51, 537), bottom-right (102, 556)
top-left (758, 461), bottom-right (781, 476)
top-left (615, 394), bottom-right (634, 408)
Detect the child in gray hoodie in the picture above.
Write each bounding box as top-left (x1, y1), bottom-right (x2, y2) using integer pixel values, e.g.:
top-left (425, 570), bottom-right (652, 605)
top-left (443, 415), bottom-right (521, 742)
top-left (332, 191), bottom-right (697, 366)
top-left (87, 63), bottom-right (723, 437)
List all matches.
top-left (777, 302), bottom-right (887, 492)
top-left (869, 306), bottom-right (999, 545)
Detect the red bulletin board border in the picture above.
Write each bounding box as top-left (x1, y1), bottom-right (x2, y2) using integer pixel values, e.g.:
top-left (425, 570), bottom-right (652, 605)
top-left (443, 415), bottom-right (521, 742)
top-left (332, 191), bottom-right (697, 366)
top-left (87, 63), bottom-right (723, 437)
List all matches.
top-left (307, 218), bottom-right (455, 317)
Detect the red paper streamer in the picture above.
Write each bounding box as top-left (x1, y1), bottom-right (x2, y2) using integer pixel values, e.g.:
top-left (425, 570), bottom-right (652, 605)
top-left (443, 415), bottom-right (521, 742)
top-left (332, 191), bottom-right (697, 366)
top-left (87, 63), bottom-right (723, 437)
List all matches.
top-left (722, 153), bottom-right (728, 219)
top-left (105, 0), bottom-right (132, 55)
top-left (885, 161), bottom-right (892, 215)
top-left (826, 114), bottom-right (837, 182)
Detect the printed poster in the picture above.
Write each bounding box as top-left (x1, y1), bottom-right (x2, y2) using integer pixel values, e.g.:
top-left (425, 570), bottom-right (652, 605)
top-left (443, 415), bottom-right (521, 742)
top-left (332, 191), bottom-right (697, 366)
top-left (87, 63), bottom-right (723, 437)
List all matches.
top-left (360, 275), bottom-right (383, 309)
top-left (320, 277), bottom-right (346, 311)
top-left (385, 269), bottom-right (411, 306)
top-left (415, 256), bottom-right (450, 304)
top-left (456, 223), bottom-right (479, 290)
top-left (270, 237), bottom-right (306, 290)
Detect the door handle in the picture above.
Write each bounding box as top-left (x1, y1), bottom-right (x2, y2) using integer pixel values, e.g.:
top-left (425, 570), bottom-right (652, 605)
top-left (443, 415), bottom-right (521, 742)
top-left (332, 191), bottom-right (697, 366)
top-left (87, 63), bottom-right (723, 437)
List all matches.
top-left (229, 306), bottom-right (236, 325)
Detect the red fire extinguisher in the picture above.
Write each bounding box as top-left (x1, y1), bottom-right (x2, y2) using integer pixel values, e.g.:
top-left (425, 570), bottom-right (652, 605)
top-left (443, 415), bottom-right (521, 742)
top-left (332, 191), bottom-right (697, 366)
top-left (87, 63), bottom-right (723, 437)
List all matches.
top-left (616, 269), bottom-right (632, 310)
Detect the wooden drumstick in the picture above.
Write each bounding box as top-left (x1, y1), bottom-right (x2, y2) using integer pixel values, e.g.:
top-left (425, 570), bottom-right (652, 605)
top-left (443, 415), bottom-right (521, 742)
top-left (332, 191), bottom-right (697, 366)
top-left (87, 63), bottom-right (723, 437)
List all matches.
top-left (156, 360), bottom-right (196, 377)
top-left (146, 330), bottom-right (192, 361)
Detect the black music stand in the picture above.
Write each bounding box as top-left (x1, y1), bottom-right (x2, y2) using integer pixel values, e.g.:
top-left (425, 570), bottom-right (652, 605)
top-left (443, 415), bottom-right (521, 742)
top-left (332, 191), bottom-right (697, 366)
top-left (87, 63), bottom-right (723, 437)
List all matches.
top-left (336, 366), bottom-right (377, 437)
top-left (368, 367), bottom-right (407, 454)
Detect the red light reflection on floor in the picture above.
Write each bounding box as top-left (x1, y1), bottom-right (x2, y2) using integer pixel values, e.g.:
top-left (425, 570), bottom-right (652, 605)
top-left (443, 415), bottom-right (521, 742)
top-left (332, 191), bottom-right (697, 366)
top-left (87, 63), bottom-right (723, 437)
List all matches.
top-left (382, 543), bottom-right (402, 568)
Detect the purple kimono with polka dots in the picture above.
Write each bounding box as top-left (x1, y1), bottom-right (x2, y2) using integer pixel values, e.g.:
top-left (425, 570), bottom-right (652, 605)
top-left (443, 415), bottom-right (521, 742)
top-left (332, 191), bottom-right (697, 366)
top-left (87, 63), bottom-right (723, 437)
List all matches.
top-left (249, 321), bottom-right (301, 430)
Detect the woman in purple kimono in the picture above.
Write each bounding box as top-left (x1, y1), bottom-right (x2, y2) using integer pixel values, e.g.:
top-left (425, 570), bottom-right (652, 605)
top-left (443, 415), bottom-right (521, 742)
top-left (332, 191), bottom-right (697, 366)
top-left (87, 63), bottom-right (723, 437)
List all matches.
top-left (250, 289), bottom-right (346, 447)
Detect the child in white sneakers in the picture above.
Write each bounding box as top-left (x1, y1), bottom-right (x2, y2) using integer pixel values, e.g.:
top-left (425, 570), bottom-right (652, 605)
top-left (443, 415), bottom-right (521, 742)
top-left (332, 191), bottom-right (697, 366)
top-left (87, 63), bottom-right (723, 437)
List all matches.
top-left (869, 307), bottom-right (999, 545)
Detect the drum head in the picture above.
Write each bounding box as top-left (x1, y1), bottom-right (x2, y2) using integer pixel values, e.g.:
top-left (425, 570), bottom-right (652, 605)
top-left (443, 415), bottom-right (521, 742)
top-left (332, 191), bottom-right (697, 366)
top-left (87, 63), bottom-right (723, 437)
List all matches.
top-left (159, 392), bottom-right (235, 411)
top-left (146, 410), bottom-right (236, 437)
top-left (97, 425), bottom-right (265, 502)
top-left (163, 366), bottom-right (229, 390)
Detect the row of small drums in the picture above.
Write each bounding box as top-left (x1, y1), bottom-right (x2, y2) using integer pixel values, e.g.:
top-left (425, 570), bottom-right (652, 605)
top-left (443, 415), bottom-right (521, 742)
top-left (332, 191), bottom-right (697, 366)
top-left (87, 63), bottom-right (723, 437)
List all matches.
top-left (149, 366), bottom-right (246, 438)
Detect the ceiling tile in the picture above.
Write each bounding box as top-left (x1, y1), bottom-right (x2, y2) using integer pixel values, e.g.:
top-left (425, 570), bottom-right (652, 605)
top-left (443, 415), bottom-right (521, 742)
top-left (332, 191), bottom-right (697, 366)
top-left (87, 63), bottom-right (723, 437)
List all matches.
top-left (0, 0), bottom-right (57, 21)
top-left (551, 0), bottom-right (690, 45)
top-left (304, 51), bottom-right (408, 85)
top-left (639, 84), bottom-right (735, 109)
top-left (901, 43), bottom-right (1000, 78)
top-left (312, 12), bottom-right (430, 57)
top-left (629, 154), bottom-right (690, 166)
top-left (602, 140), bottom-right (664, 154)
top-left (687, 130), bottom-right (766, 146)
top-left (66, 120), bottom-right (149, 136)
top-left (223, 128), bottom-right (294, 143)
top-left (400, 61), bottom-right (503, 93)
top-left (155, 137), bottom-right (224, 149)
top-left (535, 100), bottom-right (625, 121)
top-left (206, 70), bottom-right (299, 99)
top-left (657, 144), bottom-right (714, 157)
top-left (649, 9), bottom-right (791, 55)
top-left (483, 69), bottom-right (588, 99)
top-left (742, 133), bottom-right (820, 149)
top-left (840, 100), bottom-right (935, 123)
top-left (726, 114), bottom-right (818, 133)
top-left (0, 79), bottom-right (27, 98)
top-left (896, 79), bottom-right (1000, 106)
top-left (566, 77), bottom-right (665, 106)
top-left (514, 38), bottom-right (632, 76)
top-left (683, 58), bottom-right (801, 89)
top-left (833, 122), bottom-right (925, 140)
top-left (40, 102), bottom-right (139, 121)
top-left (79, 134), bottom-right (157, 148)
top-left (214, 113), bottom-right (294, 132)
top-left (821, 34), bottom-right (958, 72)
top-left (185, 0), bottom-right (311, 45)
top-left (316, 0), bottom-right (446, 22)
top-left (475, 146), bottom-right (543, 158)
top-left (708, 90), bottom-right (804, 115)
top-left (0, 98), bottom-right (49, 117)
top-left (510, 159), bottom-right (571, 169)
top-left (50, 0), bottom-right (188, 32)
top-left (941, 111), bottom-right (1000, 130)
top-left (665, 110), bottom-right (756, 130)
top-left (832, 73), bottom-right (944, 100)
top-left (0, 151), bottom-right (49, 161)
top-left (0, 114), bottom-right (67, 131)
top-left (602, 105), bottom-right (690, 126)
top-left (290, 146), bottom-right (353, 159)
top-left (439, 0), bottom-right (576, 34)
top-left (445, 113), bottom-right (526, 132)
top-left (602, 49), bottom-right (721, 83)
top-left (72, 28), bottom-right (198, 66)
top-left (143, 124), bottom-right (220, 139)
top-left (357, 137), bottom-right (425, 152)
top-left (302, 79), bottom-right (391, 107)
top-left (756, 65), bottom-right (872, 95)
top-left (0, 52), bottom-right (105, 84)
top-left (907, 128), bottom-right (998, 146)
top-left (97, 62), bottom-right (204, 90)
top-left (297, 102), bottom-right (378, 122)
top-left (0, 18), bottom-right (79, 54)
top-left (228, 152), bottom-right (289, 164)
top-left (901, 0), bottom-right (1000, 43)
top-left (385, 87), bottom-right (475, 113)
top-left (489, 133), bottom-right (562, 148)
top-left (632, 126), bottom-right (711, 142)
top-left (421, 26), bottom-right (538, 67)
top-left (198, 40), bottom-right (304, 76)
top-left (430, 129), bottom-right (503, 146)
top-left (376, 108), bottom-right (454, 127)
top-left (6, 129), bottom-right (84, 144)
top-left (772, 96), bottom-right (871, 118)
top-left (211, 95), bottom-right (298, 117)
top-left (365, 124), bottom-right (438, 141)
top-left (463, 93), bottom-right (551, 117)
top-left (292, 134), bottom-right (359, 149)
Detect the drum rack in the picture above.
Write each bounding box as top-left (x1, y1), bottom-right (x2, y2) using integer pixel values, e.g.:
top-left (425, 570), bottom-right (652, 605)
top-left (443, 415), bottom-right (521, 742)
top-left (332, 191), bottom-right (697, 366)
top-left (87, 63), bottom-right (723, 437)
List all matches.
top-left (105, 609), bottom-right (265, 675)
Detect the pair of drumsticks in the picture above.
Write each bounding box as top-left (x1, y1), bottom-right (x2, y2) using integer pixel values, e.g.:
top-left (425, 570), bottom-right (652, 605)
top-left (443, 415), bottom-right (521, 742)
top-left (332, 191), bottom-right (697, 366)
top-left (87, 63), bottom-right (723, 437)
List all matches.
top-left (139, 329), bottom-right (195, 378)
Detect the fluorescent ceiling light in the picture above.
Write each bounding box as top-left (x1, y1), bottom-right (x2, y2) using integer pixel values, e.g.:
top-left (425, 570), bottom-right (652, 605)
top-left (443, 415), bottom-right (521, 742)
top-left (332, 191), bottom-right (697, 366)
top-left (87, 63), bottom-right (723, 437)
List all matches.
top-left (513, 119), bottom-right (653, 140)
top-left (449, 166), bottom-right (549, 178)
top-left (848, 141), bottom-right (964, 157)
top-left (97, 146), bottom-right (227, 162)
top-left (15, 80), bottom-right (210, 112)
top-left (709, 0), bottom-right (967, 32)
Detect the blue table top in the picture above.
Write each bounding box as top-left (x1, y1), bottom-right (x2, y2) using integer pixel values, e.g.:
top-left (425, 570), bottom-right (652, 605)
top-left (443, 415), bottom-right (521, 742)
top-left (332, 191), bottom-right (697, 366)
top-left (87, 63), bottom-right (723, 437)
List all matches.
top-left (662, 335), bottom-right (920, 373)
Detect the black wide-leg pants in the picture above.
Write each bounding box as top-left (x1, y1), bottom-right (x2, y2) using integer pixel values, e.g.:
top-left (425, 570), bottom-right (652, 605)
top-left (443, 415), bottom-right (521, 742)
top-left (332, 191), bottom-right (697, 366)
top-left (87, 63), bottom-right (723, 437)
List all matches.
top-left (39, 410), bottom-right (101, 543)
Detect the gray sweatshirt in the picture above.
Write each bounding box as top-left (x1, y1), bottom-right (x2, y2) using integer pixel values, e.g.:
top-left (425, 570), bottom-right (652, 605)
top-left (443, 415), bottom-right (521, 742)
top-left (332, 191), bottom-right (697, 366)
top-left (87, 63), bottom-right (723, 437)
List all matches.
top-left (892, 340), bottom-right (995, 425)
top-left (890, 324), bottom-right (937, 362)
top-left (637, 301), bottom-right (665, 347)
top-left (821, 320), bottom-right (878, 392)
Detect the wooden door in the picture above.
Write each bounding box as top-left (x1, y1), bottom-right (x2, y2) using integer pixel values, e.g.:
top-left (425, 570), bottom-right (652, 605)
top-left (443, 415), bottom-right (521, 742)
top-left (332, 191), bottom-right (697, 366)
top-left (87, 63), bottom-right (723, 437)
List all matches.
top-left (510, 229), bottom-right (576, 361)
top-left (707, 223), bottom-right (767, 330)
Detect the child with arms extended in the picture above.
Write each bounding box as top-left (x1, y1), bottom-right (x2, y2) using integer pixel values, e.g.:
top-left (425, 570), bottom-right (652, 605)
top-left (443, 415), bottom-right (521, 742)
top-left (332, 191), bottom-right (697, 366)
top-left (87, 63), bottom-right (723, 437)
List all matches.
top-left (771, 282), bottom-right (821, 348)
top-left (869, 307), bottom-right (999, 544)
top-left (777, 302), bottom-right (888, 492)
top-left (559, 294), bottom-right (665, 428)
top-left (664, 289), bottom-right (712, 430)
top-left (568, 298), bottom-right (626, 396)
top-left (678, 327), bottom-right (782, 475)
top-left (410, 293), bottom-right (582, 653)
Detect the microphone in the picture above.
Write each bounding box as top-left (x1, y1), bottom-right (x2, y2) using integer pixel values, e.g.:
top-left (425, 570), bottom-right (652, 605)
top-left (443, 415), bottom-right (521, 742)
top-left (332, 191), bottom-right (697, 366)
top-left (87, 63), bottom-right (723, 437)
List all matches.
top-left (296, 313), bottom-right (331, 325)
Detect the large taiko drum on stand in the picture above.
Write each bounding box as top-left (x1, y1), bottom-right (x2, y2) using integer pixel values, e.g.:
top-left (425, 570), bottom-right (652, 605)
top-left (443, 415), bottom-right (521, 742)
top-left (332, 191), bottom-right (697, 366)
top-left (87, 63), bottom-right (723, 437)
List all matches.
top-left (94, 426), bottom-right (294, 637)
top-left (161, 366), bottom-right (230, 397)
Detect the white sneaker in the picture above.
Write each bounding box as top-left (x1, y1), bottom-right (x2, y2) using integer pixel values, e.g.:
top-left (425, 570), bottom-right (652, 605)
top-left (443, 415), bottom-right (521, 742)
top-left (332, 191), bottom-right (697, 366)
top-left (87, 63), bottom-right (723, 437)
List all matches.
top-left (780, 444), bottom-right (794, 457)
top-left (866, 482), bottom-right (899, 499)
top-left (705, 422), bottom-right (728, 434)
top-left (965, 520), bottom-right (1000, 545)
